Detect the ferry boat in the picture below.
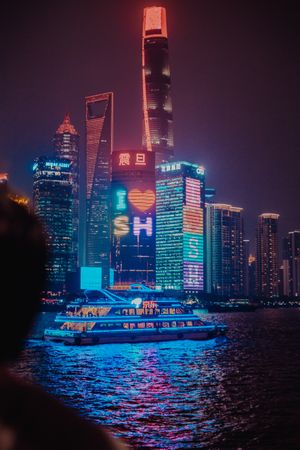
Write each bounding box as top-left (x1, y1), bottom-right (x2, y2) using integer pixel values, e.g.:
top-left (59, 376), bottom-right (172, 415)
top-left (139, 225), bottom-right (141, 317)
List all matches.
top-left (44, 286), bottom-right (228, 345)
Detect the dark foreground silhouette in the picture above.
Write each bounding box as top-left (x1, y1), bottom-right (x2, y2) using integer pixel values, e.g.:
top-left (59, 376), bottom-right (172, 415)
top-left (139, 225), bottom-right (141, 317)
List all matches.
top-left (0, 190), bottom-right (127, 449)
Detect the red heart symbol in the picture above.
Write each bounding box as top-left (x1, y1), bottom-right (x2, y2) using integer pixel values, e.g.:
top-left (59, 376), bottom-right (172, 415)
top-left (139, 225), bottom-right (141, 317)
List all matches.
top-left (128, 189), bottom-right (155, 212)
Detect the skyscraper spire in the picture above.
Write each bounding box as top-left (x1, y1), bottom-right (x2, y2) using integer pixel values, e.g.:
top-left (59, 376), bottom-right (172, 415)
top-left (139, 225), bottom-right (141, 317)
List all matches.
top-left (142, 6), bottom-right (174, 163)
top-left (56, 113), bottom-right (79, 136)
top-left (53, 113), bottom-right (80, 272)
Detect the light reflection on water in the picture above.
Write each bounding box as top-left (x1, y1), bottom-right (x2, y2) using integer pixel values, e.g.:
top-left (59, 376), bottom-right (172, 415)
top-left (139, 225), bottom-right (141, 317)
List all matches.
top-left (14, 310), bottom-right (300, 449)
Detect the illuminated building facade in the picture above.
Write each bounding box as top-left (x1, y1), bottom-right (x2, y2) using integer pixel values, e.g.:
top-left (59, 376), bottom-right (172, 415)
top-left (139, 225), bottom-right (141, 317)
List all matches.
top-left (243, 239), bottom-right (250, 296)
top-left (53, 114), bottom-right (80, 271)
top-left (33, 157), bottom-right (73, 294)
top-left (206, 204), bottom-right (244, 297)
top-left (111, 150), bottom-right (155, 287)
top-left (156, 162), bottom-right (205, 292)
top-left (85, 92), bottom-right (113, 288)
top-left (256, 213), bottom-right (279, 297)
top-left (142, 6), bottom-right (174, 162)
top-left (282, 237), bottom-right (290, 296)
top-left (284, 231), bottom-right (300, 297)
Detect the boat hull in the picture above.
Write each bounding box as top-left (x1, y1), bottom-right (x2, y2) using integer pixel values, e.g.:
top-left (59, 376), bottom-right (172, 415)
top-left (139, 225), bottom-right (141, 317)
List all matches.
top-left (44, 326), bottom-right (227, 345)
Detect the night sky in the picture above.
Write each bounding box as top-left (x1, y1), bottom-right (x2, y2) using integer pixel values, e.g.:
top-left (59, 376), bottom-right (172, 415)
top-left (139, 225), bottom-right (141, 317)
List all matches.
top-left (1, 0), bottom-right (299, 248)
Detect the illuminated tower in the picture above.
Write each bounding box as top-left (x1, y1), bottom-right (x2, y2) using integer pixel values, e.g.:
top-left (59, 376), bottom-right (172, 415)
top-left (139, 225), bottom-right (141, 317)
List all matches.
top-left (33, 157), bottom-right (73, 294)
top-left (85, 92), bottom-right (113, 288)
top-left (156, 162), bottom-right (205, 292)
top-left (53, 114), bottom-right (80, 272)
top-left (206, 204), bottom-right (244, 296)
top-left (111, 150), bottom-right (156, 287)
top-left (142, 6), bottom-right (174, 163)
top-left (256, 213), bottom-right (279, 297)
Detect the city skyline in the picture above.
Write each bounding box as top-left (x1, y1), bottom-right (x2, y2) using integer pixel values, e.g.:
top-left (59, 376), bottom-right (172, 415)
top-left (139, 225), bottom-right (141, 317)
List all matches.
top-left (1, 0), bottom-right (299, 246)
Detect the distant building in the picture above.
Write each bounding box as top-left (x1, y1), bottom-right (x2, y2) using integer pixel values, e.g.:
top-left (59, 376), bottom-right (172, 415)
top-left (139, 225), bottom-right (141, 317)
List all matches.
top-left (282, 237), bottom-right (290, 296)
top-left (243, 239), bottom-right (250, 296)
top-left (33, 157), bottom-right (73, 294)
top-left (111, 150), bottom-right (156, 287)
top-left (286, 231), bottom-right (300, 297)
top-left (142, 6), bottom-right (174, 162)
top-left (53, 113), bottom-right (80, 271)
top-left (206, 203), bottom-right (244, 297)
top-left (256, 213), bottom-right (279, 297)
top-left (85, 92), bottom-right (113, 288)
top-left (156, 161), bottom-right (205, 292)
top-left (248, 254), bottom-right (256, 297)
top-left (205, 187), bottom-right (216, 203)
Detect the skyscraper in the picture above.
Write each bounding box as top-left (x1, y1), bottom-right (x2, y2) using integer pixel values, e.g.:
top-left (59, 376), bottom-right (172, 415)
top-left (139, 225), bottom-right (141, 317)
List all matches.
top-left (142, 6), bottom-right (174, 163)
top-left (53, 113), bottom-right (80, 272)
top-left (286, 231), bottom-right (300, 297)
top-left (156, 162), bottom-right (205, 292)
top-left (243, 239), bottom-right (250, 296)
top-left (85, 92), bottom-right (113, 288)
top-left (111, 149), bottom-right (156, 287)
top-left (282, 237), bottom-right (290, 296)
top-left (256, 213), bottom-right (279, 298)
top-left (206, 204), bottom-right (244, 297)
top-left (33, 157), bottom-right (73, 294)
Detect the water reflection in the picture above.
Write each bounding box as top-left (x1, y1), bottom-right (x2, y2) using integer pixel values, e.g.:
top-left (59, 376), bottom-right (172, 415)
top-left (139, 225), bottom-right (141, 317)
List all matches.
top-left (13, 310), bottom-right (300, 449)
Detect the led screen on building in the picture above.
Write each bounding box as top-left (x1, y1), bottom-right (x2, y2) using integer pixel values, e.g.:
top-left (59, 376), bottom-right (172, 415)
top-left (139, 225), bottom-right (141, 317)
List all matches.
top-left (183, 177), bottom-right (204, 290)
top-left (111, 150), bottom-right (156, 287)
top-left (80, 267), bottom-right (102, 291)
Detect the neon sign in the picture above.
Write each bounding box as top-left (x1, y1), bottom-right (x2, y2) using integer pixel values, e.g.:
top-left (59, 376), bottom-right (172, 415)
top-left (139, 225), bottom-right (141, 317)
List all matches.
top-left (182, 176), bottom-right (204, 290)
top-left (117, 152), bottom-right (148, 168)
top-left (45, 161), bottom-right (70, 169)
top-left (133, 217), bottom-right (153, 237)
top-left (184, 262), bottom-right (204, 290)
top-left (186, 178), bottom-right (201, 207)
top-left (196, 166), bottom-right (205, 175)
top-left (128, 189), bottom-right (155, 212)
top-left (113, 216), bottom-right (129, 237)
top-left (183, 234), bottom-right (204, 261)
top-left (116, 189), bottom-right (127, 211)
top-left (142, 301), bottom-right (157, 309)
top-left (136, 153), bottom-right (146, 166)
top-left (161, 163), bottom-right (181, 172)
top-left (119, 153), bottom-right (130, 166)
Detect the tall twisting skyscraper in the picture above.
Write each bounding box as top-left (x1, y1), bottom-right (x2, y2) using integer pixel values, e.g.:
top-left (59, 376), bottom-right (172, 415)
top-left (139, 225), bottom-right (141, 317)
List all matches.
top-left (256, 213), bottom-right (279, 297)
top-left (85, 92), bottom-right (113, 288)
top-left (53, 114), bottom-right (80, 272)
top-left (142, 6), bottom-right (174, 162)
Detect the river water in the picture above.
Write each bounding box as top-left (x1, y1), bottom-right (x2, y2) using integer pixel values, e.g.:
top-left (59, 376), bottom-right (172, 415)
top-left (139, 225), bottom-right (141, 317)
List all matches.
top-left (13, 309), bottom-right (300, 449)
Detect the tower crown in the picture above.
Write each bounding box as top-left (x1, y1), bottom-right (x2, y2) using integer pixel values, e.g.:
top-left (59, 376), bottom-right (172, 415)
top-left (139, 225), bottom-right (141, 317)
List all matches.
top-left (56, 113), bottom-right (79, 136)
top-left (143, 7), bottom-right (167, 38)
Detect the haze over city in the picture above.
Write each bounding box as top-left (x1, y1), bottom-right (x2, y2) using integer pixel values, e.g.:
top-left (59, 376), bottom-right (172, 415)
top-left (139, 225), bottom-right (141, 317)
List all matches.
top-left (1, 0), bottom-right (299, 244)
